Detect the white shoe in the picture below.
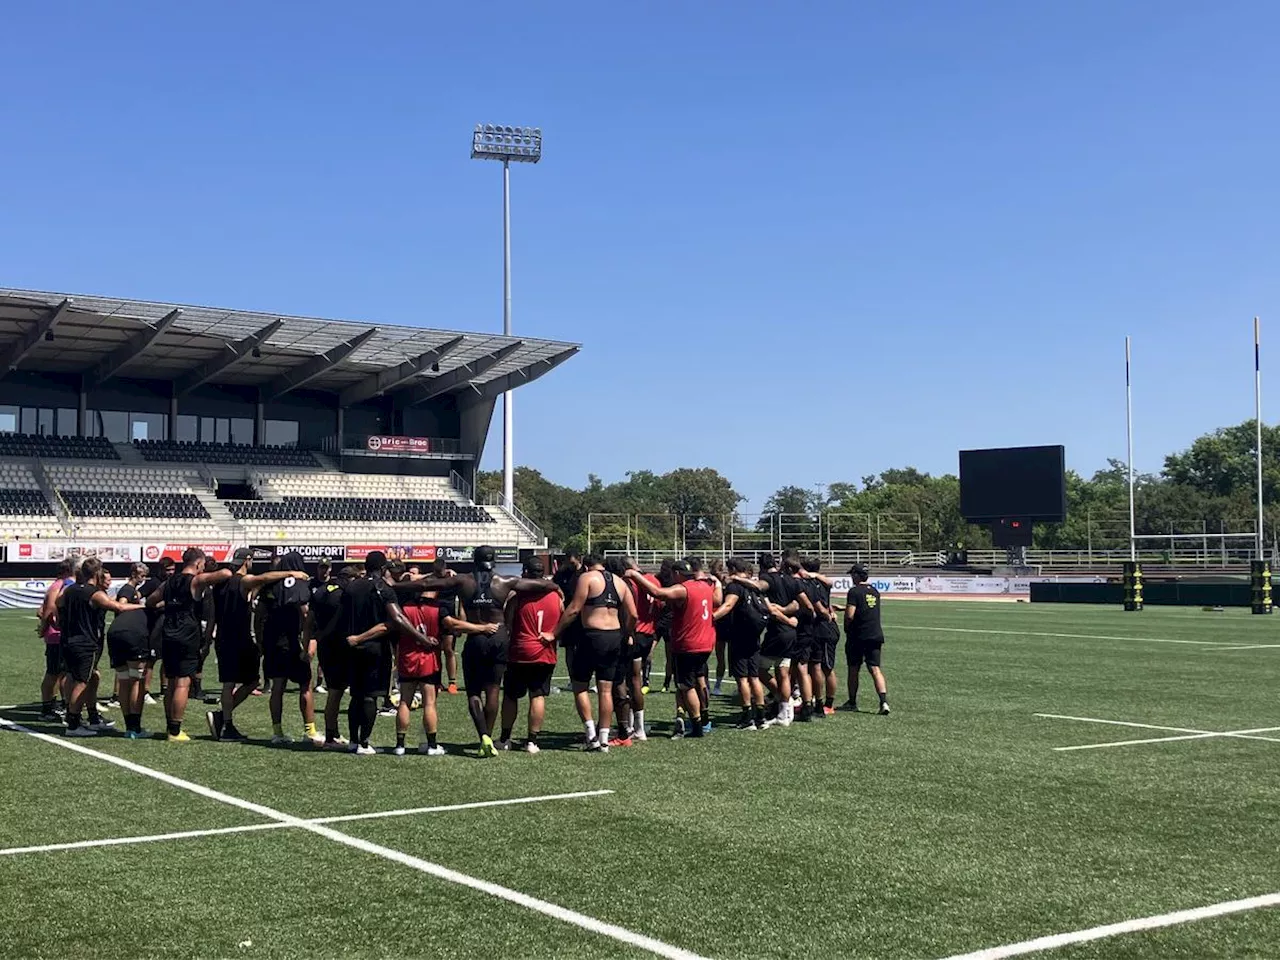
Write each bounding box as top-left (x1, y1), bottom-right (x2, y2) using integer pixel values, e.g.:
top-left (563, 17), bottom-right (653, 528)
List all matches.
top-left (88, 717), bottom-right (116, 731)
top-left (355, 744), bottom-right (376, 756)
top-left (314, 684), bottom-right (327, 695)
top-left (65, 726), bottom-right (98, 737)
top-left (878, 702), bottom-right (891, 716)
top-left (324, 736), bottom-right (349, 750)
top-left (270, 734), bottom-right (293, 745)
top-left (633, 728), bottom-right (648, 742)
top-left (525, 742), bottom-right (540, 754)
top-left (144, 693), bottom-right (158, 705)
top-left (712, 681), bottom-right (722, 696)
top-left (411, 694), bottom-right (422, 710)
top-left (789, 691), bottom-right (802, 706)
top-left (497, 739), bottom-right (513, 752)
top-left (419, 744), bottom-right (445, 756)
top-left (308, 734), bottom-right (326, 747)
top-left (774, 716), bottom-right (792, 728)
top-left (393, 745), bottom-right (406, 756)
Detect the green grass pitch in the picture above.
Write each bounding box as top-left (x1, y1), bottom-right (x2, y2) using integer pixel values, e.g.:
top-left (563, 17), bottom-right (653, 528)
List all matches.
top-left (3, 601), bottom-right (1280, 959)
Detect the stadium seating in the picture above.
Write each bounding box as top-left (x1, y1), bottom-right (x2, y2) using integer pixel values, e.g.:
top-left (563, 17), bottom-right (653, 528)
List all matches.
top-left (134, 439), bottom-right (317, 467)
top-left (0, 462), bottom-right (62, 538)
top-left (0, 433), bottom-right (117, 460)
top-left (46, 464), bottom-right (224, 540)
top-left (61, 491), bottom-right (209, 520)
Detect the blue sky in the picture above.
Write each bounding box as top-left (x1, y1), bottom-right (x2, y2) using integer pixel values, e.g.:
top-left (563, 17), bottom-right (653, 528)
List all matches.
top-left (3, 1), bottom-right (1279, 509)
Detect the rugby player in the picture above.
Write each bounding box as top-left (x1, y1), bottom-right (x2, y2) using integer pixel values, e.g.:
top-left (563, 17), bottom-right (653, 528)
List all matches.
top-left (799, 559), bottom-right (840, 715)
top-left (713, 557), bottom-right (769, 730)
top-left (59, 557), bottom-right (143, 736)
top-left (402, 546), bottom-right (561, 757)
top-left (843, 564), bottom-right (890, 715)
top-left (499, 557), bottom-right (563, 753)
top-left (107, 563), bottom-right (154, 737)
top-left (147, 548), bottom-right (230, 743)
top-left (552, 554), bottom-right (638, 752)
top-left (205, 548), bottom-right (307, 743)
top-left (616, 556), bottom-right (658, 742)
top-left (36, 559), bottom-right (76, 721)
top-left (707, 558), bottom-right (729, 695)
top-left (258, 551), bottom-right (321, 745)
top-left (309, 565), bottom-right (354, 747)
top-left (626, 559), bottom-right (718, 739)
top-left (751, 554), bottom-right (802, 726)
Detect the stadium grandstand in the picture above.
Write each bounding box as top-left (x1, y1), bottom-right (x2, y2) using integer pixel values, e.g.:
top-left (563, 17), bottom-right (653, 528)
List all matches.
top-left (0, 287), bottom-right (578, 568)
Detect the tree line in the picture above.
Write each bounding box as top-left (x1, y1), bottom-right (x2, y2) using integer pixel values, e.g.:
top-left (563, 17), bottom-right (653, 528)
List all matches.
top-left (476, 420), bottom-right (1280, 554)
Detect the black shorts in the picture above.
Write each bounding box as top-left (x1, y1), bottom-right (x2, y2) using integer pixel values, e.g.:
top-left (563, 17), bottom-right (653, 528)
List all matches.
top-left (632, 632), bottom-right (655, 661)
top-left (317, 638), bottom-right (351, 692)
top-left (399, 671), bottom-right (442, 687)
top-left (43, 644), bottom-right (63, 676)
top-left (794, 630), bottom-right (819, 663)
top-left (216, 634), bottom-right (261, 686)
top-left (760, 626), bottom-right (797, 661)
top-left (846, 639), bottom-right (883, 668)
top-left (819, 627), bottom-right (839, 672)
top-left (263, 642), bottom-right (311, 685)
top-left (348, 643), bottom-right (385, 698)
top-left (560, 620), bottom-right (583, 649)
top-left (462, 629), bottom-right (508, 692)
top-left (62, 637), bottom-right (98, 684)
top-left (504, 661), bottom-right (554, 699)
top-left (108, 629), bottom-right (152, 670)
top-left (570, 627), bottom-right (622, 685)
top-left (673, 651), bottom-right (711, 691)
top-left (161, 633), bottom-right (202, 679)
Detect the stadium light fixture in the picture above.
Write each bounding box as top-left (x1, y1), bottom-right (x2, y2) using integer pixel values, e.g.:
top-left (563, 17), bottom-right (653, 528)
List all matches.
top-left (470, 123), bottom-right (541, 513)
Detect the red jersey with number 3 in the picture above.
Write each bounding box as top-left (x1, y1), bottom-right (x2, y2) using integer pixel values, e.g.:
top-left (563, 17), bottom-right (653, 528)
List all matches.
top-left (631, 574), bottom-right (661, 636)
top-left (673, 578), bottom-right (716, 654)
top-left (399, 601), bottom-right (442, 678)
top-left (510, 591), bottom-right (562, 665)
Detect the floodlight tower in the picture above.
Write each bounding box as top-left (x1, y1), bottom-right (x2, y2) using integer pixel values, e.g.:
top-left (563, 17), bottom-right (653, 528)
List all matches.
top-left (471, 123), bottom-right (542, 513)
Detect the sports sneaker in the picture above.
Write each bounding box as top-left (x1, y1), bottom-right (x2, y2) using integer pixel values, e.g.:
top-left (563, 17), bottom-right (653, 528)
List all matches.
top-left (447, 682), bottom-right (458, 695)
top-left (37, 710), bottom-right (60, 723)
top-left (660, 686), bottom-right (670, 694)
top-left (585, 740), bottom-right (605, 752)
top-left (525, 741), bottom-right (540, 755)
top-left (378, 705), bottom-right (396, 717)
top-left (144, 693), bottom-right (158, 705)
top-left (103, 697), bottom-right (120, 710)
top-left (790, 691), bottom-right (802, 707)
top-left (497, 739), bottom-right (513, 751)
top-left (608, 736), bottom-right (633, 748)
top-left (65, 726), bottom-right (97, 737)
top-left (840, 700), bottom-right (859, 712)
top-left (393, 744), bottom-right (406, 756)
top-left (633, 728), bottom-right (648, 742)
top-left (640, 684), bottom-right (650, 695)
top-left (324, 736), bottom-right (348, 750)
top-left (735, 716), bottom-right (754, 730)
top-left (712, 681), bottom-right (722, 696)
top-left (167, 730), bottom-right (191, 743)
top-left (205, 710), bottom-right (224, 740)
top-left (354, 743), bottom-right (376, 756)
top-left (419, 743), bottom-right (446, 756)
top-left (479, 735), bottom-right (497, 758)
top-left (878, 702), bottom-right (891, 716)
top-left (411, 694), bottom-right (422, 710)
top-left (220, 724), bottom-right (248, 742)
top-left (811, 705), bottom-right (826, 720)
top-left (270, 734), bottom-right (293, 746)
top-left (87, 716), bottom-right (116, 731)
top-left (823, 705), bottom-right (836, 717)
top-left (251, 688), bottom-right (263, 697)
top-left (774, 716), bottom-right (792, 728)
top-left (701, 721), bottom-right (713, 734)
top-left (314, 684), bottom-right (328, 695)
top-left (124, 729), bottom-right (146, 740)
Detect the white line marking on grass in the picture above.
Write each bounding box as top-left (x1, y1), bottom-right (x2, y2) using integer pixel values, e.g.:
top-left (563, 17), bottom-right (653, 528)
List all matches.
top-left (1218, 644), bottom-right (1280, 650)
top-left (0, 791), bottom-right (615, 858)
top-left (1036, 714), bottom-right (1280, 751)
top-left (0, 719), bottom-right (705, 960)
top-left (911, 625), bottom-right (1250, 647)
top-left (937, 891), bottom-right (1280, 960)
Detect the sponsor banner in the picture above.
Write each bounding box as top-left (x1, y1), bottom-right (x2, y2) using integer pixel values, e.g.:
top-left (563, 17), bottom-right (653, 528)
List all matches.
top-left (916, 576), bottom-right (1013, 595)
top-left (142, 543), bottom-right (234, 564)
top-left (365, 435), bottom-right (435, 454)
top-left (252, 544), bottom-right (346, 562)
top-left (8, 541), bottom-right (142, 564)
top-left (829, 576), bottom-right (916, 595)
top-left (436, 545), bottom-right (519, 564)
top-left (344, 544), bottom-right (438, 563)
top-left (0, 578), bottom-right (53, 609)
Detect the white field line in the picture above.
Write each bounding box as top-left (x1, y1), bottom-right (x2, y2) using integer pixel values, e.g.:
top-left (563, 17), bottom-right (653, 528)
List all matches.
top-left (0, 718), bottom-right (706, 960)
top-left (938, 891), bottom-right (1280, 960)
top-left (1036, 714), bottom-right (1280, 751)
top-left (910, 625), bottom-right (1252, 647)
top-left (0, 790), bottom-right (614, 858)
top-left (1218, 643), bottom-right (1280, 650)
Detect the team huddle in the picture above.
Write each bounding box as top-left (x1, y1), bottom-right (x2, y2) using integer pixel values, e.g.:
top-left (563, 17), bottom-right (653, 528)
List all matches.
top-left (33, 545), bottom-right (891, 754)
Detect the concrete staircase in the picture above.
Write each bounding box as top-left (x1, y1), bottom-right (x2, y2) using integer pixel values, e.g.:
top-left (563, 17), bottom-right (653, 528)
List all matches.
top-left (190, 488), bottom-right (246, 542)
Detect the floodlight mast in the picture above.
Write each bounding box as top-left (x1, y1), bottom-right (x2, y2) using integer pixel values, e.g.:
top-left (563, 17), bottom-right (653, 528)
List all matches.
top-left (471, 124), bottom-right (542, 514)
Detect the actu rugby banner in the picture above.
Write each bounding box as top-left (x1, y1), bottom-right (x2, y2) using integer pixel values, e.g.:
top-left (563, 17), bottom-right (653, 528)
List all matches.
top-left (8, 541), bottom-right (143, 564)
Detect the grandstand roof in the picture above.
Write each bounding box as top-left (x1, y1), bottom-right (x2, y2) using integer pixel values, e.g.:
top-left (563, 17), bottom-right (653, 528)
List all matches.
top-left (0, 288), bottom-right (579, 402)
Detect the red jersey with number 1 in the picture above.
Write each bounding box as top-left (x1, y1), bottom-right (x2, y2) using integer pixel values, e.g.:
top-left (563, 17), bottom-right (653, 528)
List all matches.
top-left (510, 591), bottom-right (562, 665)
top-left (673, 578), bottom-right (716, 654)
top-left (631, 573), bottom-right (661, 636)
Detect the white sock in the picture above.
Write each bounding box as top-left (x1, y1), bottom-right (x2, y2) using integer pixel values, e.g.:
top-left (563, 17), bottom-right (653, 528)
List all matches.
top-left (584, 719), bottom-right (596, 741)
top-left (634, 709), bottom-right (645, 731)
top-left (600, 726), bottom-right (610, 745)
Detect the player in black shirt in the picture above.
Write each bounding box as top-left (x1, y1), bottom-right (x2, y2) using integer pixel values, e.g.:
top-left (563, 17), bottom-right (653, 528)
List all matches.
top-left (260, 551), bottom-right (320, 745)
top-left (59, 557), bottom-right (144, 736)
top-left (307, 565), bottom-right (352, 746)
top-left (800, 558), bottom-right (841, 716)
top-left (204, 548), bottom-right (307, 742)
top-left (147, 548), bottom-right (232, 742)
top-left (843, 564), bottom-right (889, 715)
top-left (712, 557), bottom-right (769, 730)
top-left (752, 554), bottom-right (802, 725)
top-left (139, 555), bottom-right (175, 704)
top-left (107, 563), bottom-right (154, 736)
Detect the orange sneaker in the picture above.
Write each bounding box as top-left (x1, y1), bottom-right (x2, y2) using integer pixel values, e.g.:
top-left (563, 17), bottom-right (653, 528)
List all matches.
top-left (608, 736), bottom-right (634, 748)
top-left (447, 682), bottom-right (458, 695)
top-left (823, 706), bottom-right (836, 716)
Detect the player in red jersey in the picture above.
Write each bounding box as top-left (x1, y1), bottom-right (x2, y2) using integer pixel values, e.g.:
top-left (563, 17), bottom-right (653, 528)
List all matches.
top-left (395, 594), bottom-right (497, 756)
top-left (615, 556), bottom-right (659, 742)
top-left (626, 558), bottom-right (720, 738)
top-left (498, 557), bottom-right (563, 753)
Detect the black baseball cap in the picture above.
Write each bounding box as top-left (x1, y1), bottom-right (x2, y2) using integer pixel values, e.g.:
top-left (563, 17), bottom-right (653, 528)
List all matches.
top-left (848, 563), bottom-right (870, 581)
top-left (232, 547), bottom-right (254, 565)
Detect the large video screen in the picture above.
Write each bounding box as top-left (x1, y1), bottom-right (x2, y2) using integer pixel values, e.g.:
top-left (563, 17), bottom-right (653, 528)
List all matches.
top-left (959, 445), bottom-right (1066, 522)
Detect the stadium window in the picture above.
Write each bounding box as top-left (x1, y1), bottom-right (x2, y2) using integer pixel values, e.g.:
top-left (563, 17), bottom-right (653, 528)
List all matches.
top-left (230, 417), bottom-right (253, 445)
top-left (128, 412), bottom-right (166, 441)
top-left (199, 417), bottom-right (215, 443)
top-left (56, 408), bottom-right (76, 437)
top-left (264, 419), bottom-right (299, 448)
top-left (36, 408), bottom-right (54, 436)
top-left (20, 408), bottom-right (36, 435)
top-left (92, 410), bottom-right (129, 443)
top-left (0, 406), bottom-right (16, 434)
top-left (176, 415), bottom-right (198, 442)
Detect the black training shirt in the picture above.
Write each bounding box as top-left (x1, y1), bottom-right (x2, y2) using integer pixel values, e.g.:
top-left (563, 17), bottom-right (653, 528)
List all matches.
top-left (846, 583), bottom-right (884, 644)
